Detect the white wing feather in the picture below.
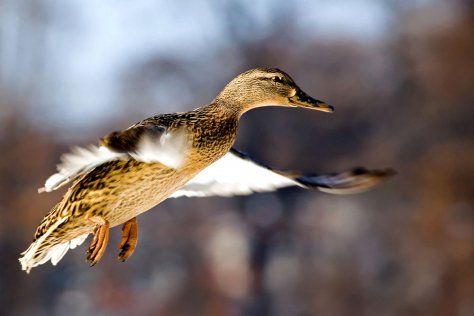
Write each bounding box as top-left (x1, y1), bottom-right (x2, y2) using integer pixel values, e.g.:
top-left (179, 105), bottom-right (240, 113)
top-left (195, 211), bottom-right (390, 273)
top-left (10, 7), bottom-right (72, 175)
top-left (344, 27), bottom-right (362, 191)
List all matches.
top-left (38, 146), bottom-right (126, 193)
top-left (39, 128), bottom-right (189, 193)
top-left (130, 128), bottom-right (188, 168)
top-left (170, 151), bottom-right (299, 198)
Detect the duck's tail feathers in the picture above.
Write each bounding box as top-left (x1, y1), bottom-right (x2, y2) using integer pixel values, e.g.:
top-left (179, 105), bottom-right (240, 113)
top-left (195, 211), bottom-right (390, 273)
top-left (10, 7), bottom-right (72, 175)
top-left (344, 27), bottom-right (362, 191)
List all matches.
top-left (19, 218), bottom-right (88, 273)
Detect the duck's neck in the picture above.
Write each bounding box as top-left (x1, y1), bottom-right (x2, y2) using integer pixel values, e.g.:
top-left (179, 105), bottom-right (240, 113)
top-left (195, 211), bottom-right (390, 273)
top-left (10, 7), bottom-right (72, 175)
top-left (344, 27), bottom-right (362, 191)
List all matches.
top-left (210, 95), bottom-right (263, 118)
top-left (205, 98), bottom-right (239, 117)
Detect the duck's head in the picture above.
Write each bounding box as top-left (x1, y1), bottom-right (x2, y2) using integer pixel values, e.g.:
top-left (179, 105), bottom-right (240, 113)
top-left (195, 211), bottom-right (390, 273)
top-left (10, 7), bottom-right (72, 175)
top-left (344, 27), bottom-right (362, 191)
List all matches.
top-left (215, 68), bottom-right (334, 114)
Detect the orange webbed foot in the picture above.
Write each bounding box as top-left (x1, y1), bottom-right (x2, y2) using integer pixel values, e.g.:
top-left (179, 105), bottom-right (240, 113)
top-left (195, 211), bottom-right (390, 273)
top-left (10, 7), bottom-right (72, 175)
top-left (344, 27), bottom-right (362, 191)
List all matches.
top-left (86, 216), bottom-right (110, 266)
top-left (117, 217), bottom-right (138, 262)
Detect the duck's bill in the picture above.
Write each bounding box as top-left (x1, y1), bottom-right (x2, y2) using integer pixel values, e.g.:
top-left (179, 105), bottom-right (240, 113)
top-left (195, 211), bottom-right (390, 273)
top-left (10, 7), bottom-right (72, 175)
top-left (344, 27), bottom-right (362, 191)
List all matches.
top-left (289, 89), bottom-right (334, 113)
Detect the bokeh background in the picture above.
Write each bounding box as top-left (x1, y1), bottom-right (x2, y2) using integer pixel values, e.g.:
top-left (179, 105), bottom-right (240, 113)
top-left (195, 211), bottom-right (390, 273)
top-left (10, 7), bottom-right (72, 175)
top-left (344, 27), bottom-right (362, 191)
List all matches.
top-left (1, 1), bottom-right (473, 315)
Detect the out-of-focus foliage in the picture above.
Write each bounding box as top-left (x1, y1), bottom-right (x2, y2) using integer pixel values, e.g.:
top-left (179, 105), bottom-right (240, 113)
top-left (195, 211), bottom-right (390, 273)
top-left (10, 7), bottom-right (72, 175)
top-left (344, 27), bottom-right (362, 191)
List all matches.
top-left (0, 1), bottom-right (472, 315)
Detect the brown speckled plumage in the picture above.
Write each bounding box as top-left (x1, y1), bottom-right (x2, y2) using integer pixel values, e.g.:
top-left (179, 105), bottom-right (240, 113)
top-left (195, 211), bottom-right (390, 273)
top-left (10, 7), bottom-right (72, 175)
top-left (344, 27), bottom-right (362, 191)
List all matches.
top-left (30, 105), bottom-right (241, 261)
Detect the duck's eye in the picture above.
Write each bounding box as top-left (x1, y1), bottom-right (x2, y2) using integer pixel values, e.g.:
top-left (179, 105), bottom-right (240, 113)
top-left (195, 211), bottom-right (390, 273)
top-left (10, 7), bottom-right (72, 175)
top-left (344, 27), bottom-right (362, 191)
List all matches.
top-left (271, 76), bottom-right (283, 83)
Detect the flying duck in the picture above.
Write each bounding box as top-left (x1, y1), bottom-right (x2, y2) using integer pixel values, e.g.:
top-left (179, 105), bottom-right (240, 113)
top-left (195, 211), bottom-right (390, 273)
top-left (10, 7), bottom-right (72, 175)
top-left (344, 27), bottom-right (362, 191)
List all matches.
top-left (19, 68), bottom-right (394, 273)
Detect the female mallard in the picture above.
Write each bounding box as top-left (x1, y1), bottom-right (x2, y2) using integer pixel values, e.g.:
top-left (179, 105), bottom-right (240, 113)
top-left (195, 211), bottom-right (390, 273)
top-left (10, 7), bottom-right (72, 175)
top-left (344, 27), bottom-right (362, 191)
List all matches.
top-left (20, 68), bottom-right (394, 273)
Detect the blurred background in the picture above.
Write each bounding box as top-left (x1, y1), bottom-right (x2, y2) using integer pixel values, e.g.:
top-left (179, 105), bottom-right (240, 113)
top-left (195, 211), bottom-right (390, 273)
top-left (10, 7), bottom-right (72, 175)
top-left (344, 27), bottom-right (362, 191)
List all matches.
top-left (1, 0), bottom-right (473, 315)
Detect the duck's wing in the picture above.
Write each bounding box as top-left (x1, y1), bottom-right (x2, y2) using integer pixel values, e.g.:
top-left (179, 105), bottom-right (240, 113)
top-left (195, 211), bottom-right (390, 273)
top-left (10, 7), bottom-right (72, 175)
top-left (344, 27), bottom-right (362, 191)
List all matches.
top-left (101, 123), bottom-right (188, 167)
top-left (170, 148), bottom-right (395, 198)
top-left (39, 123), bottom-right (188, 193)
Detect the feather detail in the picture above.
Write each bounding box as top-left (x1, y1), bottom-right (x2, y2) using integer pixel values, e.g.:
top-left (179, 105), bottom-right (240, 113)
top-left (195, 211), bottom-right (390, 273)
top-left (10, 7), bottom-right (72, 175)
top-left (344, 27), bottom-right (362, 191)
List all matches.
top-left (39, 146), bottom-right (126, 193)
top-left (169, 150), bottom-right (298, 198)
top-left (129, 127), bottom-right (189, 168)
top-left (69, 234), bottom-right (88, 249)
top-left (19, 216), bottom-right (69, 273)
top-left (19, 230), bottom-right (88, 273)
top-left (50, 243), bottom-right (69, 266)
top-left (39, 128), bottom-right (189, 193)
top-left (296, 167), bottom-right (397, 194)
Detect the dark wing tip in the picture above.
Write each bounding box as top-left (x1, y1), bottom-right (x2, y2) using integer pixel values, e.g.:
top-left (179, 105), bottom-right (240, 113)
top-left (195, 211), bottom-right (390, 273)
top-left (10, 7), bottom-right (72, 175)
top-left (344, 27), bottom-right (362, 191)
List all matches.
top-left (296, 167), bottom-right (396, 194)
top-left (351, 167), bottom-right (396, 177)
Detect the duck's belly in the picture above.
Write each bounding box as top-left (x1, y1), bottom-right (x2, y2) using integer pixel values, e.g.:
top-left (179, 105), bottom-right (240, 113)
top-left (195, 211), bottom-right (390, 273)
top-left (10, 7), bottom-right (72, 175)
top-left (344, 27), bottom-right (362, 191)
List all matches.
top-left (65, 159), bottom-right (203, 228)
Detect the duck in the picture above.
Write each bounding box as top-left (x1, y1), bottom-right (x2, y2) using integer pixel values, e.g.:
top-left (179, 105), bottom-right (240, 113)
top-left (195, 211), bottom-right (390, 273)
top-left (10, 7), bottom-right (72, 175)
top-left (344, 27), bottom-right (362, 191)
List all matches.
top-left (19, 68), bottom-right (395, 273)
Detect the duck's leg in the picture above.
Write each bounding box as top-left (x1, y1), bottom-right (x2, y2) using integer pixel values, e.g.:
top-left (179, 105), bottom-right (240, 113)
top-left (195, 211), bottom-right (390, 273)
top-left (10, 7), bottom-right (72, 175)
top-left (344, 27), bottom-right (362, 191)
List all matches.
top-left (117, 217), bottom-right (138, 262)
top-left (86, 216), bottom-right (110, 266)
